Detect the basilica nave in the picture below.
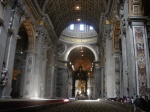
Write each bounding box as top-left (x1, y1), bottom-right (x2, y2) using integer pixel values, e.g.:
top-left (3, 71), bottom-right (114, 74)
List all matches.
top-left (0, 0), bottom-right (150, 111)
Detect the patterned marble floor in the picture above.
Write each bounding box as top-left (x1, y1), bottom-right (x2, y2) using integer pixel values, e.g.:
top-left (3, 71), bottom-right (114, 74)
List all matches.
top-left (40, 100), bottom-right (134, 112)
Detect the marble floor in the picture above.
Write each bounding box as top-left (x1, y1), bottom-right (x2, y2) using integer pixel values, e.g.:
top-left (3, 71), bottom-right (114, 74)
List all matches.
top-left (40, 100), bottom-right (134, 112)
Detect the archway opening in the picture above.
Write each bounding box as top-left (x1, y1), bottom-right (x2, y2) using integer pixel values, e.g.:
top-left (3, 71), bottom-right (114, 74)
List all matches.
top-left (68, 47), bottom-right (95, 98)
top-left (11, 24), bottom-right (28, 98)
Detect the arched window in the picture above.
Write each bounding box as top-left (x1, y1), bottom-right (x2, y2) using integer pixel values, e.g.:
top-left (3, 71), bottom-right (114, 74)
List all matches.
top-left (90, 26), bottom-right (93, 30)
top-left (69, 24), bottom-right (74, 30)
top-left (80, 24), bottom-right (84, 31)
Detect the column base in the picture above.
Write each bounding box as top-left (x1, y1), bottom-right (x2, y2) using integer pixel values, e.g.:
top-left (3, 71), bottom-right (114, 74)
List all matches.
top-left (0, 95), bottom-right (11, 99)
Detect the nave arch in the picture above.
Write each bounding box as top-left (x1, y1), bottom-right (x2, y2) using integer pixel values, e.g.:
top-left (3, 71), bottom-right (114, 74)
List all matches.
top-left (11, 17), bottom-right (37, 98)
top-left (65, 44), bottom-right (99, 62)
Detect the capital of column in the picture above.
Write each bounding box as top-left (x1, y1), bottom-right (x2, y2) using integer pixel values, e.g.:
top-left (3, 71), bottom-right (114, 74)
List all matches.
top-left (128, 16), bottom-right (149, 26)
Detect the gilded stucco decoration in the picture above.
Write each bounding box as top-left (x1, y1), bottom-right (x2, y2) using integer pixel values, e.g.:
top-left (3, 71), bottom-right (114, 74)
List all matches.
top-left (128, 0), bottom-right (143, 16)
top-left (113, 18), bottom-right (121, 52)
top-left (60, 36), bottom-right (97, 44)
top-left (22, 18), bottom-right (35, 52)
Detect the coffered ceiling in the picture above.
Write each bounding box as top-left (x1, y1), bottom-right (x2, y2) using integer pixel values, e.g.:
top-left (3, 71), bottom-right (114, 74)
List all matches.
top-left (68, 47), bottom-right (95, 71)
top-left (36, 0), bottom-right (107, 36)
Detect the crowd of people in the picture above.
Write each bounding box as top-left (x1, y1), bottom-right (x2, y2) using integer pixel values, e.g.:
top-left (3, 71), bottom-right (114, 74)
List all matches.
top-left (114, 95), bottom-right (150, 112)
top-left (134, 95), bottom-right (150, 112)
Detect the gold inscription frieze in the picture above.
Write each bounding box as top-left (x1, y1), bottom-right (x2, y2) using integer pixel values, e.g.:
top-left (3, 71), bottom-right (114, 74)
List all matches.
top-left (60, 37), bottom-right (97, 43)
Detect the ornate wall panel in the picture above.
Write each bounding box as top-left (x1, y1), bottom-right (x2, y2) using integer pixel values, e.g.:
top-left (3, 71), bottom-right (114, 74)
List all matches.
top-left (115, 58), bottom-right (120, 97)
top-left (134, 27), bottom-right (147, 96)
top-left (60, 36), bottom-right (97, 44)
top-left (22, 19), bottom-right (35, 52)
top-left (25, 56), bottom-right (33, 95)
top-left (113, 18), bottom-right (121, 52)
top-left (128, 0), bottom-right (143, 16)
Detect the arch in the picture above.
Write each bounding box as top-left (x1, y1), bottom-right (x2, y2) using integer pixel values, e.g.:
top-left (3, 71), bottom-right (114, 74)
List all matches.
top-left (65, 45), bottom-right (99, 61)
top-left (21, 18), bottom-right (35, 52)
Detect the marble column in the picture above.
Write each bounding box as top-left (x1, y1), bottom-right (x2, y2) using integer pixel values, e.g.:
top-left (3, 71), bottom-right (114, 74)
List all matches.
top-left (0, 2), bottom-right (12, 77)
top-left (40, 42), bottom-right (49, 98)
top-left (45, 47), bottom-right (55, 98)
top-left (87, 76), bottom-right (93, 99)
top-left (60, 67), bottom-right (68, 98)
top-left (19, 61), bottom-right (25, 97)
top-left (120, 3), bottom-right (129, 97)
top-left (67, 72), bottom-right (72, 98)
top-left (113, 54), bottom-right (122, 98)
top-left (100, 67), bottom-right (104, 97)
top-left (126, 0), bottom-right (150, 96)
top-left (0, 2), bottom-right (22, 98)
top-left (128, 17), bottom-right (150, 96)
top-left (23, 51), bottom-right (35, 98)
top-left (105, 34), bottom-right (115, 98)
top-left (32, 31), bottom-right (43, 98)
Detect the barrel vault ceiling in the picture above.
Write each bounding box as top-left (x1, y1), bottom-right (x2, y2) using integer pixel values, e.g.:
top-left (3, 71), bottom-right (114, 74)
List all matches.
top-left (68, 47), bottom-right (95, 71)
top-left (36, 0), bottom-right (107, 36)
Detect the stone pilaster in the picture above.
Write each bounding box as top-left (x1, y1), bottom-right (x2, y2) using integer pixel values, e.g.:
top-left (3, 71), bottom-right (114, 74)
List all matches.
top-left (0, 1), bottom-right (23, 98)
top-left (112, 16), bottom-right (122, 97)
top-left (40, 39), bottom-right (49, 98)
top-left (100, 67), bottom-right (104, 97)
top-left (93, 67), bottom-right (101, 99)
top-left (32, 27), bottom-right (43, 98)
top-left (56, 67), bottom-right (68, 98)
top-left (128, 17), bottom-right (150, 96)
top-left (23, 51), bottom-right (35, 98)
top-left (47, 47), bottom-right (56, 98)
top-left (33, 25), bottom-right (52, 98)
top-left (119, 2), bottom-right (129, 97)
top-left (113, 55), bottom-right (122, 97)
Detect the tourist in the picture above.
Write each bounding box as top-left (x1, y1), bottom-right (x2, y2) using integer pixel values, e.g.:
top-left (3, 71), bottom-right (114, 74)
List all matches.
top-left (139, 96), bottom-right (146, 111)
top-left (131, 96), bottom-right (134, 104)
top-left (145, 96), bottom-right (150, 112)
top-left (134, 95), bottom-right (140, 112)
